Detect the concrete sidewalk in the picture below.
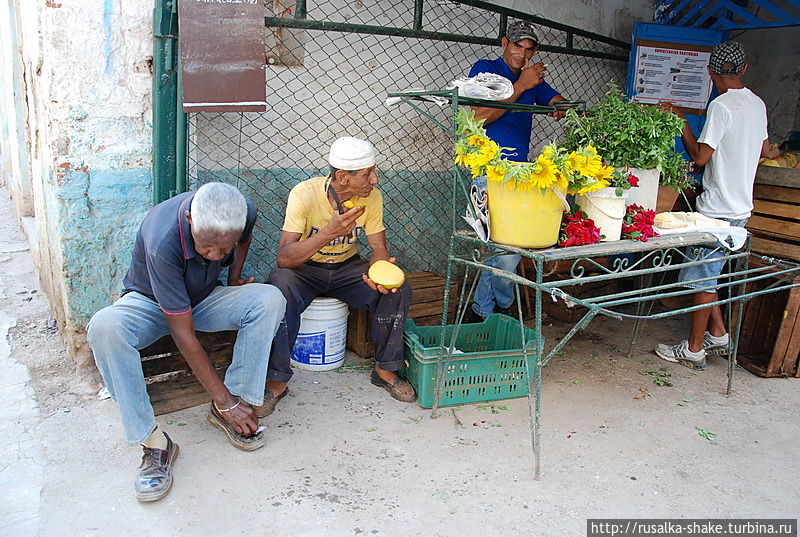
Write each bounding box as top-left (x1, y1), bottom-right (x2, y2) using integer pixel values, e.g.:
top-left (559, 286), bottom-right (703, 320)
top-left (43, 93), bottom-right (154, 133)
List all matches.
top-left (1, 184), bottom-right (798, 537)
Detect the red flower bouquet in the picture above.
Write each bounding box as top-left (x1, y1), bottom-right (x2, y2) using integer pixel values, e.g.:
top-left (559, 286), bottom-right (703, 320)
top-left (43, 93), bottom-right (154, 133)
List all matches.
top-left (622, 204), bottom-right (659, 242)
top-left (558, 210), bottom-right (603, 247)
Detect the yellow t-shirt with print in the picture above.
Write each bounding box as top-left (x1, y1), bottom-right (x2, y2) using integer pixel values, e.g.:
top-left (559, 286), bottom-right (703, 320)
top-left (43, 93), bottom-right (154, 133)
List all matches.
top-left (282, 176), bottom-right (385, 264)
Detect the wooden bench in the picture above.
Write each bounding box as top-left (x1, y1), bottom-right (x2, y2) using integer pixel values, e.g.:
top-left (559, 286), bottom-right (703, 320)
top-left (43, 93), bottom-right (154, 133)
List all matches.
top-left (737, 166), bottom-right (800, 377)
top-left (140, 331), bottom-right (237, 415)
top-left (141, 272), bottom-right (459, 412)
top-left (346, 271), bottom-right (458, 358)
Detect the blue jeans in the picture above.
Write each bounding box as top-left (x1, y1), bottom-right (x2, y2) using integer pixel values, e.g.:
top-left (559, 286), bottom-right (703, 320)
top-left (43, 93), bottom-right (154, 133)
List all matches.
top-left (87, 284), bottom-right (286, 444)
top-left (471, 253), bottom-right (521, 318)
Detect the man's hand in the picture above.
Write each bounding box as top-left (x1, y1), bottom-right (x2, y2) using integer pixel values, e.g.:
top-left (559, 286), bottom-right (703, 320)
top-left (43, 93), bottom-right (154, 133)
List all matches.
top-left (228, 276), bottom-right (255, 286)
top-left (657, 101), bottom-right (685, 120)
top-left (323, 206), bottom-right (364, 240)
top-left (362, 256), bottom-right (399, 295)
top-left (215, 396), bottom-right (259, 436)
top-left (516, 61), bottom-right (547, 91)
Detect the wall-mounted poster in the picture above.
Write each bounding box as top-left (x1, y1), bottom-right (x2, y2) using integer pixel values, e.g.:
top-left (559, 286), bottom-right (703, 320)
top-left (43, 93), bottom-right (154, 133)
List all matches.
top-left (631, 39), bottom-right (713, 115)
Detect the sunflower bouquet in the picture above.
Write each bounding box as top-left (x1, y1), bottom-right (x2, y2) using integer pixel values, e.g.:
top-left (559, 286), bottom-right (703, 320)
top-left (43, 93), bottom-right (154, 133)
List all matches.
top-left (454, 108), bottom-right (610, 195)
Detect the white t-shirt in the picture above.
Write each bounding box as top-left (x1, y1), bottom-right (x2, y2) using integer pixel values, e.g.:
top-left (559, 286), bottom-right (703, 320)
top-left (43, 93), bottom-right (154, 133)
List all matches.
top-left (696, 88), bottom-right (767, 219)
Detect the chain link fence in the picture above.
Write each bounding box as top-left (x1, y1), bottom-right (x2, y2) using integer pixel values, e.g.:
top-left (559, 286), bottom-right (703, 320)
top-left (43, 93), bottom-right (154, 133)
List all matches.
top-left (187, 0), bottom-right (628, 281)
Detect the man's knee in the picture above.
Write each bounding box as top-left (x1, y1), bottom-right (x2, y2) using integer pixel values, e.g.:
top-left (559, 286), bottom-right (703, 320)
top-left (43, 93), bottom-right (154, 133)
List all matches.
top-left (249, 283), bottom-right (287, 315)
top-left (87, 306), bottom-right (125, 347)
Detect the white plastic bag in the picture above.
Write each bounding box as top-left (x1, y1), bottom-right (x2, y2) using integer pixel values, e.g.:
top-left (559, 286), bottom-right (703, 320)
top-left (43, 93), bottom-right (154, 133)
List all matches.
top-left (448, 73), bottom-right (514, 100)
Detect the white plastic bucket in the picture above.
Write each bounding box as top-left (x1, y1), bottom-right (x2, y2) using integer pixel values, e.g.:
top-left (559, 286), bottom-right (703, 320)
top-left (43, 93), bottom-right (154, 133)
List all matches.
top-left (576, 187), bottom-right (628, 242)
top-left (624, 168), bottom-right (660, 211)
top-left (290, 297), bottom-right (349, 371)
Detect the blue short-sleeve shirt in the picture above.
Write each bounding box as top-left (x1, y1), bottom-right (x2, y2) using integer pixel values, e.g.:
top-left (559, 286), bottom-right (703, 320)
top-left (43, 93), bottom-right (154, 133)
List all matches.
top-left (121, 192), bottom-right (257, 315)
top-left (468, 57), bottom-right (560, 162)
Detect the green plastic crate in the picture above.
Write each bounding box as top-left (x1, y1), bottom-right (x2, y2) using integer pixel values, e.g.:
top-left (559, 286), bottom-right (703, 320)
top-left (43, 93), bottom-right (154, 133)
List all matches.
top-left (402, 314), bottom-right (542, 408)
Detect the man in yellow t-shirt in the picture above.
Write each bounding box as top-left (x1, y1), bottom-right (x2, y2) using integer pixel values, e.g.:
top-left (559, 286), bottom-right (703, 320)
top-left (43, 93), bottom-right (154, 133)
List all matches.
top-left (259, 137), bottom-right (416, 413)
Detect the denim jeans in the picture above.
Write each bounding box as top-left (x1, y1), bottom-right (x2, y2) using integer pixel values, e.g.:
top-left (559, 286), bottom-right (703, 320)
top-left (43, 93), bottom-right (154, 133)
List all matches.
top-left (678, 218), bottom-right (748, 293)
top-left (471, 253), bottom-right (521, 318)
top-left (87, 284), bottom-right (286, 444)
top-left (469, 175), bottom-right (521, 318)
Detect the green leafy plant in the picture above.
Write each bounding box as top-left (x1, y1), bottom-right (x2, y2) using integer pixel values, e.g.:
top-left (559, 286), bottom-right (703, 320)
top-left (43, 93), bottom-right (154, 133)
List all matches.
top-left (564, 85), bottom-right (692, 191)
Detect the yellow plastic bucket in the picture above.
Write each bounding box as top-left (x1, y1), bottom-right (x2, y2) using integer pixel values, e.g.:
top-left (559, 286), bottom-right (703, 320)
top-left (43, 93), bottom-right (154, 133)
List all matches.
top-left (487, 180), bottom-right (567, 248)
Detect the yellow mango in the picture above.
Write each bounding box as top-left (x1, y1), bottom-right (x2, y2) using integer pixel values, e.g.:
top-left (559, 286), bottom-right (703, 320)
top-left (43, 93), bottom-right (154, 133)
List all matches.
top-left (368, 260), bottom-right (405, 289)
top-left (343, 199), bottom-right (364, 210)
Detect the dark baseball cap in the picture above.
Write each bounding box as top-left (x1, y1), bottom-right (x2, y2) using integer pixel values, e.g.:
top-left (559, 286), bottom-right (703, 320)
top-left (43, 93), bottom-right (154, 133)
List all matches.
top-left (709, 41), bottom-right (746, 75)
top-left (506, 21), bottom-right (539, 45)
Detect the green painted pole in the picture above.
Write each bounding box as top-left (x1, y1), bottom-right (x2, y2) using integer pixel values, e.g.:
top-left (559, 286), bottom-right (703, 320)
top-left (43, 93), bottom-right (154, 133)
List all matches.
top-left (152, 0), bottom-right (179, 204)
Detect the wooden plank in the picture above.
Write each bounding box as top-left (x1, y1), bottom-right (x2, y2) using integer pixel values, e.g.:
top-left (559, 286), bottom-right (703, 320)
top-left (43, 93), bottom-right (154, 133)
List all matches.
top-left (753, 184), bottom-right (798, 204)
top-left (142, 346), bottom-right (234, 378)
top-left (746, 216), bottom-right (800, 241)
top-left (737, 353), bottom-right (782, 378)
top-left (755, 166), bottom-right (800, 189)
top-left (761, 289), bottom-right (787, 362)
top-left (752, 199), bottom-right (800, 220)
top-left (776, 287), bottom-right (800, 376)
top-left (749, 236), bottom-right (800, 262)
top-left (149, 368), bottom-right (228, 415)
top-left (140, 331), bottom-right (237, 358)
top-left (738, 288), bottom-right (764, 352)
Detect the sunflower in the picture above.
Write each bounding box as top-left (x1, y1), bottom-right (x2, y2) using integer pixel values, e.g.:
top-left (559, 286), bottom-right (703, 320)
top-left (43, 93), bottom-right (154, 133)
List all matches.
top-left (486, 164), bottom-right (506, 183)
top-left (528, 155), bottom-right (559, 189)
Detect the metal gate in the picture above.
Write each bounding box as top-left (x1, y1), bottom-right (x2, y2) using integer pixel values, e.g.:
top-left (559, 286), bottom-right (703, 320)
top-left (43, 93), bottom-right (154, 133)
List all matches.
top-left (165, 0), bottom-right (630, 280)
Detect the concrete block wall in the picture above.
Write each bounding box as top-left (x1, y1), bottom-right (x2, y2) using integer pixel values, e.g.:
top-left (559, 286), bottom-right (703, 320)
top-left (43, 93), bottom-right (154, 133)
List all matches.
top-left (2, 0), bottom-right (154, 366)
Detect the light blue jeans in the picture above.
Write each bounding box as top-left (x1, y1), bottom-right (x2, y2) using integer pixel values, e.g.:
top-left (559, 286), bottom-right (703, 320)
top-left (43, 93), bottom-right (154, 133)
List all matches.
top-left (471, 253), bottom-right (521, 318)
top-left (679, 217), bottom-right (747, 292)
top-left (87, 284), bottom-right (286, 444)
top-left (469, 174), bottom-right (521, 318)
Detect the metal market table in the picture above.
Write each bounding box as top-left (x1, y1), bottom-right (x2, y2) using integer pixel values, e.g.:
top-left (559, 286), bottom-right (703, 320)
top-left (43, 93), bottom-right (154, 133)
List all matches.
top-left (388, 89), bottom-right (800, 478)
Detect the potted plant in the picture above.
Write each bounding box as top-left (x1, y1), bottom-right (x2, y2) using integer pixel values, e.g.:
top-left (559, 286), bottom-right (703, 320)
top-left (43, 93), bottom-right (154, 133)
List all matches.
top-left (564, 85), bottom-right (693, 212)
top-left (454, 109), bottom-right (610, 248)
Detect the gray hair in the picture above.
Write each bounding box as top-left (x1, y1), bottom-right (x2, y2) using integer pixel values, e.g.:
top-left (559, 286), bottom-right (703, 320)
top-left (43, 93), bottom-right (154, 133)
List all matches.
top-left (190, 182), bottom-right (247, 234)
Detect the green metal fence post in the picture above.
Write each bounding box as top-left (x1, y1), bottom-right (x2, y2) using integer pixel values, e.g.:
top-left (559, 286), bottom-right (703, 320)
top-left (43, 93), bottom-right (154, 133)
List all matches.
top-left (152, 0), bottom-right (183, 203)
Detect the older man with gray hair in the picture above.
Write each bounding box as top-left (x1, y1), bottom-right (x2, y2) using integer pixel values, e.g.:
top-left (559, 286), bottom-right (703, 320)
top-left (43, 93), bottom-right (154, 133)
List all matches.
top-left (88, 182), bottom-right (286, 502)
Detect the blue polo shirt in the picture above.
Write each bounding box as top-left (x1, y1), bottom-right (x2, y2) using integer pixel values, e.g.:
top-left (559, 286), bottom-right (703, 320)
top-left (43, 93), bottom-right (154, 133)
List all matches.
top-left (121, 192), bottom-right (257, 315)
top-left (468, 57), bottom-right (560, 161)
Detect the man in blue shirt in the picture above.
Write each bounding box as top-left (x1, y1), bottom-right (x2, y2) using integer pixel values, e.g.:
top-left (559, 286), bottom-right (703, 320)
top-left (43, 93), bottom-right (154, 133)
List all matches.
top-left (87, 182), bottom-right (286, 502)
top-left (467, 21), bottom-right (566, 320)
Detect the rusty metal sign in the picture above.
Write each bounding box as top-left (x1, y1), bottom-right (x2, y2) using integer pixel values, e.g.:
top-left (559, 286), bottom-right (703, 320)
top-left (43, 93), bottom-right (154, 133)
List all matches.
top-left (178, 0), bottom-right (266, 113)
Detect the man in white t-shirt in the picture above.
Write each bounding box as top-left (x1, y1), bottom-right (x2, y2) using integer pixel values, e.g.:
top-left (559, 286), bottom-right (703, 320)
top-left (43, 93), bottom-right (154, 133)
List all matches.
top-left (655, 41), bottom-right (769, 370)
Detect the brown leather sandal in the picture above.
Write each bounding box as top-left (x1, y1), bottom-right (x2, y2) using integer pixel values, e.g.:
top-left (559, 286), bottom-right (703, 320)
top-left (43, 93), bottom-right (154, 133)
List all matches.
top-left (370, 368), bottom-right (417, 403)
top-left (253, 388), bottom-right (288, 418)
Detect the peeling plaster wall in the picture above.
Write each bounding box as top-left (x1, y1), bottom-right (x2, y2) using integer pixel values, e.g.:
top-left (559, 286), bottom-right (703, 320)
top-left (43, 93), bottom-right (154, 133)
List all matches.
top-left (738, 26), bottom-right (800, 142)
top-left (9, 0), bottom-right (153, 366)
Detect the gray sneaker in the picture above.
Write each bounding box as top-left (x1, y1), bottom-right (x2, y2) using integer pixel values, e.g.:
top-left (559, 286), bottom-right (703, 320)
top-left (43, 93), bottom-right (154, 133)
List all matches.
top-left (655, 340), bottom-right (706, 371)
top-left (703, 331), bottom-right (729, 355)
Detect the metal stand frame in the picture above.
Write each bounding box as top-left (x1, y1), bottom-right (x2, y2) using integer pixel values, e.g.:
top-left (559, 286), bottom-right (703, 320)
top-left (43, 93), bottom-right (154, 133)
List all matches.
top-left (390, 89), bottom-right (800, 479)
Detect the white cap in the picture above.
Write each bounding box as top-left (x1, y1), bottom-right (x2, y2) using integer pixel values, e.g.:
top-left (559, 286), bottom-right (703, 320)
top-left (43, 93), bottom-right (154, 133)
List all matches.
top-left (328, 137), bottom-right (376, 171)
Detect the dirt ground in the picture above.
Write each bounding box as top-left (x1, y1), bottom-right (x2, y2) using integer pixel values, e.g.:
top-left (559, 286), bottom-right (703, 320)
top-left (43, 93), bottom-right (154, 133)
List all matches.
top-left (2, 186), bottom-right (798, 537)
